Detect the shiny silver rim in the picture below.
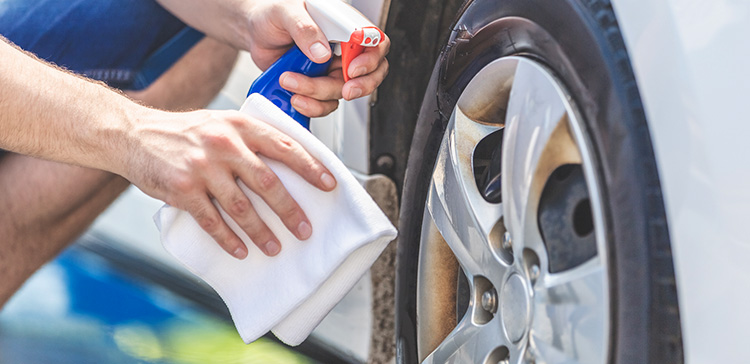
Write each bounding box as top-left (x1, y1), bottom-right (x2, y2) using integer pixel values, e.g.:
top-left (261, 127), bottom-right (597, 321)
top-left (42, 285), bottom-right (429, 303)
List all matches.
top-left (416, 57), bottom-right (610, 364)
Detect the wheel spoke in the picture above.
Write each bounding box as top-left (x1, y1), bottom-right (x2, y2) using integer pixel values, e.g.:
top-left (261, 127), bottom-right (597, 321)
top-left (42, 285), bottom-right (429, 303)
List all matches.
top-left (501, 61), bottom-right (582, 256)
top-left (529, 258), bottom-right (607, 364)
top-left (422, 315), bottom-right (507, 364)
top-left (427, 107), bottom-right (505, 279)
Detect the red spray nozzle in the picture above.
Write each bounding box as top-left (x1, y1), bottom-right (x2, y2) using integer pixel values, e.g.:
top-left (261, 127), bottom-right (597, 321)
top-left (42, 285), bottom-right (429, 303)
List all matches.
top-left (341, 27), bottom-right (385, 82)
top-left (305, 0), bottom-right (386, 82)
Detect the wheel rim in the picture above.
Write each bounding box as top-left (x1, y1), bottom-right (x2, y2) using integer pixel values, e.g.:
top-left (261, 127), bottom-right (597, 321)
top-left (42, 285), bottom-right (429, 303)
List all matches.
top-left (416, 57), bottom-right (610, 364)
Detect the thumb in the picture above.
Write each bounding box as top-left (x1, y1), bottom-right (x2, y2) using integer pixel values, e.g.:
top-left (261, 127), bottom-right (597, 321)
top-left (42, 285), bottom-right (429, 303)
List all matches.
top-left (281, 3), bottom-right (331, 64)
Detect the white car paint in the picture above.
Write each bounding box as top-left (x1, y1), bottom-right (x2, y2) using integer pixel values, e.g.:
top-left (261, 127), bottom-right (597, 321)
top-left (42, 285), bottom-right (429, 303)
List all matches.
top-left (612, 0), bottom-right (750, 362)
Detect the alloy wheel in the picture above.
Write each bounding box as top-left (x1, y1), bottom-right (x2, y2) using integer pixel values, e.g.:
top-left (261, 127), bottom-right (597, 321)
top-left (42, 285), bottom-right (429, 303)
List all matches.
top-left (416, 56), bottom-right (610, 364)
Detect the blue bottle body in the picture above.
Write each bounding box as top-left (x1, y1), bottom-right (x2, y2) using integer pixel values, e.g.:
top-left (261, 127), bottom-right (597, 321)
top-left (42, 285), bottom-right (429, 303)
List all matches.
top-left (247, 45), bottom-right (332, 130)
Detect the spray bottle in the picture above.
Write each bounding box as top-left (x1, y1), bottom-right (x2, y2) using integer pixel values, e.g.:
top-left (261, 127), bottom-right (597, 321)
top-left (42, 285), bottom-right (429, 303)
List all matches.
top-left (247, 0), bottom-right (385, 129)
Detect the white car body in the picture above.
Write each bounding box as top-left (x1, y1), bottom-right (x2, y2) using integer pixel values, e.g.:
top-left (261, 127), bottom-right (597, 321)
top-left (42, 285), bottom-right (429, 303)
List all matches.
top-left (612, 1), bottom-right (750, 362)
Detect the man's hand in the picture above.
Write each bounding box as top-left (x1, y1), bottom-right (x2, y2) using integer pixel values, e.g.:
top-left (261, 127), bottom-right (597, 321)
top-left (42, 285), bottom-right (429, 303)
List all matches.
top-left (157, 0), bottom-right (390, 117)
top-left (124, 109), bottom-right (337, 259)
top-left (245, 0), bottom-right (390, 117)
top-left (2, 37), bottom-right (337, 260)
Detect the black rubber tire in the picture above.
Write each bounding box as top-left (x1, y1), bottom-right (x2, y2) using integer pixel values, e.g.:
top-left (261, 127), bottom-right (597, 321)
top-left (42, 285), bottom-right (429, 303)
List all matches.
top-left (393, 1), bottom-right (684, 363)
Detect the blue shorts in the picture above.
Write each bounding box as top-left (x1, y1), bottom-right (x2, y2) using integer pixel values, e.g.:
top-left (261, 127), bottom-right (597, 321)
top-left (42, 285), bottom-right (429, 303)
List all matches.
top-left (0, 0), bottom-right (204, 90)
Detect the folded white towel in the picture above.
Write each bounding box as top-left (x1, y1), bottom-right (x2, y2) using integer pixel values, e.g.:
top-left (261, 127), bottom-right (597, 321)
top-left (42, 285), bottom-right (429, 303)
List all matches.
top-left (154, 94), bottom-right (397, 346)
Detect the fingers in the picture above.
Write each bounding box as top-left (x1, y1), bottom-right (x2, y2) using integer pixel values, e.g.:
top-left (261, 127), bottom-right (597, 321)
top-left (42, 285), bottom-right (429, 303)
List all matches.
top-left (280, 71), bottom-right (344, 101)
top-left (291, 95), bottom-right (340, 118)
top-left (342, 57), bottom-right (389, 100)
top-left (207, 173), bottom-right (282, 257)
top-left (277, 34), bottom-right (389, 113)
top-left (279, 2), bottom-right (331, 63)
top-left (282, 38), bottom-right (390, 104)
top-left (186, 143), bottom-right (326, 259)
top-left (185, 194), bottom-right (249, 260)
top-left (347, 35), bottom-right (391, 79)
top-left (280, 71), bottom-right (343, 117)
top-left (243, 121), bottom-right (337, 192)
top-left (233, 152), bottom-right (314, 241)
top-left (136, 108), bottom-right (339, 261)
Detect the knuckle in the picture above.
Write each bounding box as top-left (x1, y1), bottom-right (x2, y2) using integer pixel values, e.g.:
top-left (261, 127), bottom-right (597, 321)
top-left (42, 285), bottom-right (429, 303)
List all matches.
top-left (269, 2), bottom-right (285, 18)
top-left (203, 132), bottom-right (234, 151)
top-left (274, 135), bottom-right (296, 153)
top-left (257, 170), bottom-right (280, 191)
top-left (197, 213), bottom-right (220, 233)
top-left (170, 172), bottom-right (196, 195)
top-left (310, 102), bottom-right (328, 117)
top-left (229, 197), bottom-right (251, 217)
top-left (329, 100), bottom-right (340, 113)
top-left (280, 203), bottom-right (300, 221)
top-left (325, 81), bottom-right (344, 100)
top-left (316, 101), bottom-right (339, 117)
top-left (228, 113), bottom-right (250, 128)
top-left (382, 37), bottom-right (392, 54)
top-left (189, 153), bottom-right (210, 168)
top-left (294, 20), bottom-right (317, 38)
top-left (365, 76), bottom-right (380, 92)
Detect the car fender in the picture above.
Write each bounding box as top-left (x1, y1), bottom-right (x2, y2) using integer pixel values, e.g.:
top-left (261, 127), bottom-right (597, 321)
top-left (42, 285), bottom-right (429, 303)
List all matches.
top-left (612, 1), bottom-right (750, 362)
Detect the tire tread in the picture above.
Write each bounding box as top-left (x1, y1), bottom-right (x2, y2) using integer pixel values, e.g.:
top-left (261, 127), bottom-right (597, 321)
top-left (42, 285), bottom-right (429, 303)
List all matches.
top-left (584, 1), bottom-right (684, 363)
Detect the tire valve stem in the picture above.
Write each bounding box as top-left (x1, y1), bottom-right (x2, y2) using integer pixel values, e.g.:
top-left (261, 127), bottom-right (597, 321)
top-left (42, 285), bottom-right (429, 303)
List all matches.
top-left (481, 288), bottom-right (498, 314)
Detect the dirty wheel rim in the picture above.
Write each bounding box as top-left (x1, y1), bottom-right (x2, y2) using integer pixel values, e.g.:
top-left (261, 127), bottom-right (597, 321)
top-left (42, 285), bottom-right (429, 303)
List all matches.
top-left (416, 57), bottom-right (610, 364)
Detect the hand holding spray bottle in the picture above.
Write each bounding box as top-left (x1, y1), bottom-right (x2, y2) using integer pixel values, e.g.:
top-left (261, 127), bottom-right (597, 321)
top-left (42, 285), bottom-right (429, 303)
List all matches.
top-left (247, 0), bottom-right (385, 129)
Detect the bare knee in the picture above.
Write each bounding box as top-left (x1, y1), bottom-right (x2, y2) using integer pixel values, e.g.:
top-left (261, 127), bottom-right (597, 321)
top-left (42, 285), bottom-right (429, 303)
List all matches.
top-left (0, 155), bottom-right (129, 305)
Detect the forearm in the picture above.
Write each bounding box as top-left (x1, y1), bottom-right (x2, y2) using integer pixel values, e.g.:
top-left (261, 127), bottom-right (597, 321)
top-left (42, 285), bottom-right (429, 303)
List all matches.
top-left (0, 38), bottom-right (143, 176)
top-left (155, 0), bottom-right (333, 71)
top-left (156, 0), bottom-right (255, 50)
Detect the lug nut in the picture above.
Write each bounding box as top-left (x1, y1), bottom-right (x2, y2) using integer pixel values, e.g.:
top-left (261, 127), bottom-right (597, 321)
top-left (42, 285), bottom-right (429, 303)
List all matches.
top-left (529, 264), bottom-right (540, 282)
top-left (502, 232), bottom-right (513, 251)
top-left (481, 288), bottom-right (498, 314)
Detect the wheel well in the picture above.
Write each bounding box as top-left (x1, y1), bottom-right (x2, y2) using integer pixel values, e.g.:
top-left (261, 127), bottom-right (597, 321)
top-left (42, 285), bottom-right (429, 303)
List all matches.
top-left (369, 0), bottom-right (465, 198)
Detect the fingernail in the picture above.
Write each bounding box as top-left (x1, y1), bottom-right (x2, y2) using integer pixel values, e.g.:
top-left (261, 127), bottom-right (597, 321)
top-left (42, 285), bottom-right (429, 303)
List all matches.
top-left (349, 87), bottom-right (363, 99)
top-left (281, 73), bottom-right (298, 90)
top-left (265, 240), bottom-right (280, 256)
top-left (309, 42), bottom-right (329, 61)
top-left (233, 246), bottom-right (248, 260)
top-left (297, 221), bottom-right (312, 239)
top-left (351, 66), bottom-right (366, 78)
top-left (320, 173), bottom-right (336, 190)
top-left (292, 96), bottom-right (308, 110)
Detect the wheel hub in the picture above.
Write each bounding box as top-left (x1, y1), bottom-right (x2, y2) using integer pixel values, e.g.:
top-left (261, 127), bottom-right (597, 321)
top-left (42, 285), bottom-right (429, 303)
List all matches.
top-left (500, 273), bottom-right (530, 343)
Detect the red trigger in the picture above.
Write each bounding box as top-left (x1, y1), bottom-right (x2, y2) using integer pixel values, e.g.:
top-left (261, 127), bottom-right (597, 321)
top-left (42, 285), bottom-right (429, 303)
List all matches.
top-left (341, 41), bottom-right (365, 82)
top-left (342, 27), bottom-right (384, 82)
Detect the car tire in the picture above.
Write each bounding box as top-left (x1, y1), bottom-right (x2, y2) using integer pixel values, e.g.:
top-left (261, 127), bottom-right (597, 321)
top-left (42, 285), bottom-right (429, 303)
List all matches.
top-left (394, 0), bottom-right (684, 363)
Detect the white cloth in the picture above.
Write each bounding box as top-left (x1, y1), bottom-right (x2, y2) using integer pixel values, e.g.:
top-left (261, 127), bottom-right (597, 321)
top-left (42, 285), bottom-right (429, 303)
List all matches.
top-left (154, 94), bottom-right (397, 346)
